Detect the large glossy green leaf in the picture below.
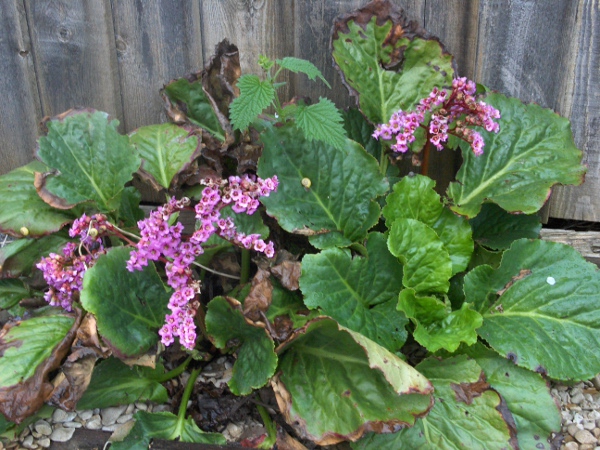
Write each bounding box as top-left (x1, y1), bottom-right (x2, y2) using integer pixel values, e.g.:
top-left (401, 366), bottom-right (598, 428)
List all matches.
top-left (77, 357), bottom-right (168, 410)
top-left (0, 162), bottom-right (73, 237)
top-left (258, 123), bottom-right (388, 247)
top-left (0, 235), bottom-right (70, 279)
top-left (332, 5), bottom-right (453, 124)
top-left (398, 289), bottom-right (482, 353)
top-left (353, 355), bottom-right (515, 450)
top-left (388, 219), bottom-right (452, 294)
top-left (112, 411), bottom-right (226, 450)
top-left (462, 343), bottom-right (560, 450)
top-left (275, 318), bottom-right (433, 445)
top-left (163, 78), bottom-right (225, 141)
top-left (470, 203), bottom-right (541, 250)
top-left (129, 124), bottom-right (199, 190)
top-left (384, 175), bottom-right (473, 274)
top-left (205, 296), bottom-right (277, 395)
top-left (36, 110), bottom-right (140, 212)
top-left (300, 233), bottom-right (407, 351)
top-left (447, 93), bottom-right (585, 218)
top-left (80, 247), bottom-right (170, 358)
top-left (465, 238), bottom-right (600, 381)
top-left (0, 279), bottom-right (30, 309)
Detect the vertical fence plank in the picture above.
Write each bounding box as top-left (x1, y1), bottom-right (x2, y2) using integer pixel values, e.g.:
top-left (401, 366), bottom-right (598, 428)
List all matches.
top-left (0, 0), bottom-right (42, 172)
top-left (110, 0), bottom-right (203, 132)
top-left (547, 0), bottom-right (600, 221)
top-left (24, 0), bottom-right (122, 124)
top-left (200, 0), bottom-right (295, 101)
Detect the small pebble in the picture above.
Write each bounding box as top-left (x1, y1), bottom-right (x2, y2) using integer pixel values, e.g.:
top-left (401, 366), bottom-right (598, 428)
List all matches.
top-left (564, 441), bottom-right (579, 450)
top-left (568, 423), bottom-right (582, 436)
top-left (37, 438), bottom-right (51, 449)
top-left (63, 421), bottom-right (82, 428)
top-left (34, 420), bottom-right (52, 436)
top-left (50, 425), bottom-right (75, 443)
top-left (21, 436), bottom-right (36, 449)
top-left (573, 393), bottom-right (586, 404)
top-left (576, 429), bottom-right (598, 445)
top-left (125, 404), bottom-right (135, 415)
top-left (102, 424), bottom-right (121, 432)
top-left (86, 416), bottom-right (103, 430)
top-left (51, 409), bottom-right (76, 423)
top-left (134, 402), bottom-right (148, 411)
top-left (101, 405), bottom-right (127, 426)
top-left (78, 410), bottom-right (94, 421)
top-left (117, 414), bottom-right (133, 424)
top-left (19, 428), bottom-right (30, 440)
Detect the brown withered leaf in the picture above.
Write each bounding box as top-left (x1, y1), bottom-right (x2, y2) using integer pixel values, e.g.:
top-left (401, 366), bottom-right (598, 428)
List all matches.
top-left (450, 372), bottom-right (490, 405)
top-left (271, 261), bottom-right (301, 291)
top-left (496, 269), bottom-right (532, 296)
top-left (0, 311), bottom-right (82, 423)
top-left (34, 170), bottom-right (78, 210)
top-left (243, 269), bottom-right (273, 322)
top-left (202, 39), bottom-right (241, 117)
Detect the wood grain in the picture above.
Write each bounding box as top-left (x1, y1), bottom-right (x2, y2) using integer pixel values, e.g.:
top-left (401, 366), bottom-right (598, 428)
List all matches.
top-left (0, 0), bottom-right (43, 172)
top-left (23, 0), bottom-right (123, 125)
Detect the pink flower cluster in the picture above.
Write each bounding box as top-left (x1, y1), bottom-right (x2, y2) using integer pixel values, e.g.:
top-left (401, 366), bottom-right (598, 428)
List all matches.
top-left (373, 78), bottom-right (501, 156)
top-left (37, 214), bottom-right (109, 311)
top-left (127, 174), bottom-right (278, 350)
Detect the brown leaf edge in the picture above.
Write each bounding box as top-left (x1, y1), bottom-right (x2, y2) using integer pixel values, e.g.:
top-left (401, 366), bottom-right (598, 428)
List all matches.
top-left (330, 0), bottom-right (456, 114)
top-left (0, 310), bottom-right (82, 423)
top-left (272, 317), bottom-right (434, 445)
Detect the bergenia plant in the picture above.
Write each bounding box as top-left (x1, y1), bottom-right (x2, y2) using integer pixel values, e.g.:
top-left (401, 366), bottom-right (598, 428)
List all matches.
top-left (0, 1), bottom-right (597, 449)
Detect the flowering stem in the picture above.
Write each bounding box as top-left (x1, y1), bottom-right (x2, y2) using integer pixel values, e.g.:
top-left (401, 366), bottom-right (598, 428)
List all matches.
top-left (240, 249), bottom-right (251, 285)
top-left (190, 261), bottom-right (241, 280)
top-left (176, 366), bottom-right (202, 422)
top-left (379, 150), bottom-right (389, 176)
top-left (153, 356), bottom-right (192, 383)
top-left (420, 139), bottom-right (431, 176)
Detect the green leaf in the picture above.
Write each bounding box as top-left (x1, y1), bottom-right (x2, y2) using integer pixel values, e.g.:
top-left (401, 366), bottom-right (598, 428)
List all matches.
top-left (295, 97), bottom-right (347, 150)
top-left (398, 289), bottom-right (482, 353)
top-left (462, 343), bottom-right (561, 450)
top-left (163, 78), bottom-right (225, 141)
top-left (384, 175), bottom-right (473, 275)
top-left (300, 233), bottom-right (407, 351)
top-left (0, 161), bottom-right (74, 237)
top-left (447, 93), bottom-right (586, 217)
top-left (465, 238), bottom-right (600, 381)
top-left (353, 355), bottom-right (515, 450)
top-left (0, 314), bottom-right (75, 388)
top-left (0, 234), bottom-right (70, 278)
top-left (470, 203), bottom-right (541, 250)
top-left (266, 281), bottom-right (317, 328)
top-left (332, 12), bottom-right (453, 124)
top-left (80, 247), bottom-right (171, 358)
top-left (77, 357), bottom-right (168, 410)
top-left (276, 57), bottom-right (331, 88)
top-left (129, 123), bottom-right (200, 190)
top-left (229, 75), bottom-right (275, 131)
top-left (0, 279), bottom-right (30, 310)
top-left (220, 205), bottom-right (269, 240)
top-left (276, 318), bottom-right (433, 445)
top-left (117, 186), bottom-right (144, 228)
top-left (36, 110), bottom-right (141, 213)
top-left (205, 296), bottom-right (277, 395)
top-left (258, 122), bottom-right (388, 247)
top-left (112, 411), bottom-right (226, 450)
top-left (388, 219), bottom-right (452, 294)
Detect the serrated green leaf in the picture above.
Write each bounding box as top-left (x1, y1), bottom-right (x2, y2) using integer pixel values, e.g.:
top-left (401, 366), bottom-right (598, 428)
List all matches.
top-left (295, 98), bottom-right (347, 150)
top-left (0, 234), bottom-right (70, 279)
top-left (80, 247), bottom-right (171, 358)
top-left (112, 411), bottom-right (226, 450)
top-left (388, 219), bottom-right (452, 294)
top-left (300, 233), bottom-right (407, 351)
top-left (129, 123), bottom-right (199, 190)
top-left (470, 203), bottom-right (541, 250)
top-left (276, 57), bottom-right (331, 88)
top-left (332, 13), bottom-right (453, 124)
top-left (77, 357), bottom-right (168, 410)
top-left (36, 110), bottom-right (141, 213)
top-left (258, 122), bottom-right (388, 247)
top-left (0, 279), bottom-right (30, 310)
top-left (163, 78), bottom-right (225, 141)
top-left (465, 239), bottom-right (600, 381)
top-left (205, 296), bottom-right (276, 395)
top-left (462, 343), bottom-right (560, 450)
top-left (229, 75), bottom-right (275, 131)
top-left (447, 93), bottom-right (585, 217)
top-left (0, 161), bottom-right (74, 238)
top-left (353, 355), bottom-right (515, 450)
top-left (276, 318), bottom-right (433, 445)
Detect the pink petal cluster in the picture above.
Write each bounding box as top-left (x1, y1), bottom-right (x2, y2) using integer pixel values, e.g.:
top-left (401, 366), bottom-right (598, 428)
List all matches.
top-left (127, 174), bottom-right (278, 350)
top-left (373, 78), bottom-right (501, 156)
top-left (37, 214), bottom-right (110, 311)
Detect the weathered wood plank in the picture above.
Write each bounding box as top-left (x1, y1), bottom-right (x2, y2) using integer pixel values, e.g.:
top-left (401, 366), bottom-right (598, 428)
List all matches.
top-left (110, 0), bottom-right (204, 132)
top-left (23, 0), bottom-right (122, 125)
top-left (541, 228), bottom-right (600, 267)
top-left (0, 0), bottom-right (43, 173)
top-left (547, 0), bottom-right (600, 221)
top-left (200, 0), bottom-right (295, 101)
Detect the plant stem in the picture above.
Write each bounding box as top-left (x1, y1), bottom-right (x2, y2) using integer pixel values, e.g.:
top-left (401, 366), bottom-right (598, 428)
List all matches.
top-left (420, 139), bottom-right (431, 177)
top-left (153, 356), bottom-right (192, 383)
top-left (256, 404), bottom-right (277, 449)
top-left (177, 366), bottom-right (202, 422)
top-left (349, 243), bottom-right (368, 257)
top-left (240, 248), bottom-right (251, 284)
top-left (379, 150), bottom-right (389, 177)
top-left (190, 261), bottom-right (240, 280)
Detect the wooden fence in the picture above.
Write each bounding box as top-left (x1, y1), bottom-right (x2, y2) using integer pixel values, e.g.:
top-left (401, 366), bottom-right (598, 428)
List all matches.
top-left (1, 0), bottom-right (598, 221)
